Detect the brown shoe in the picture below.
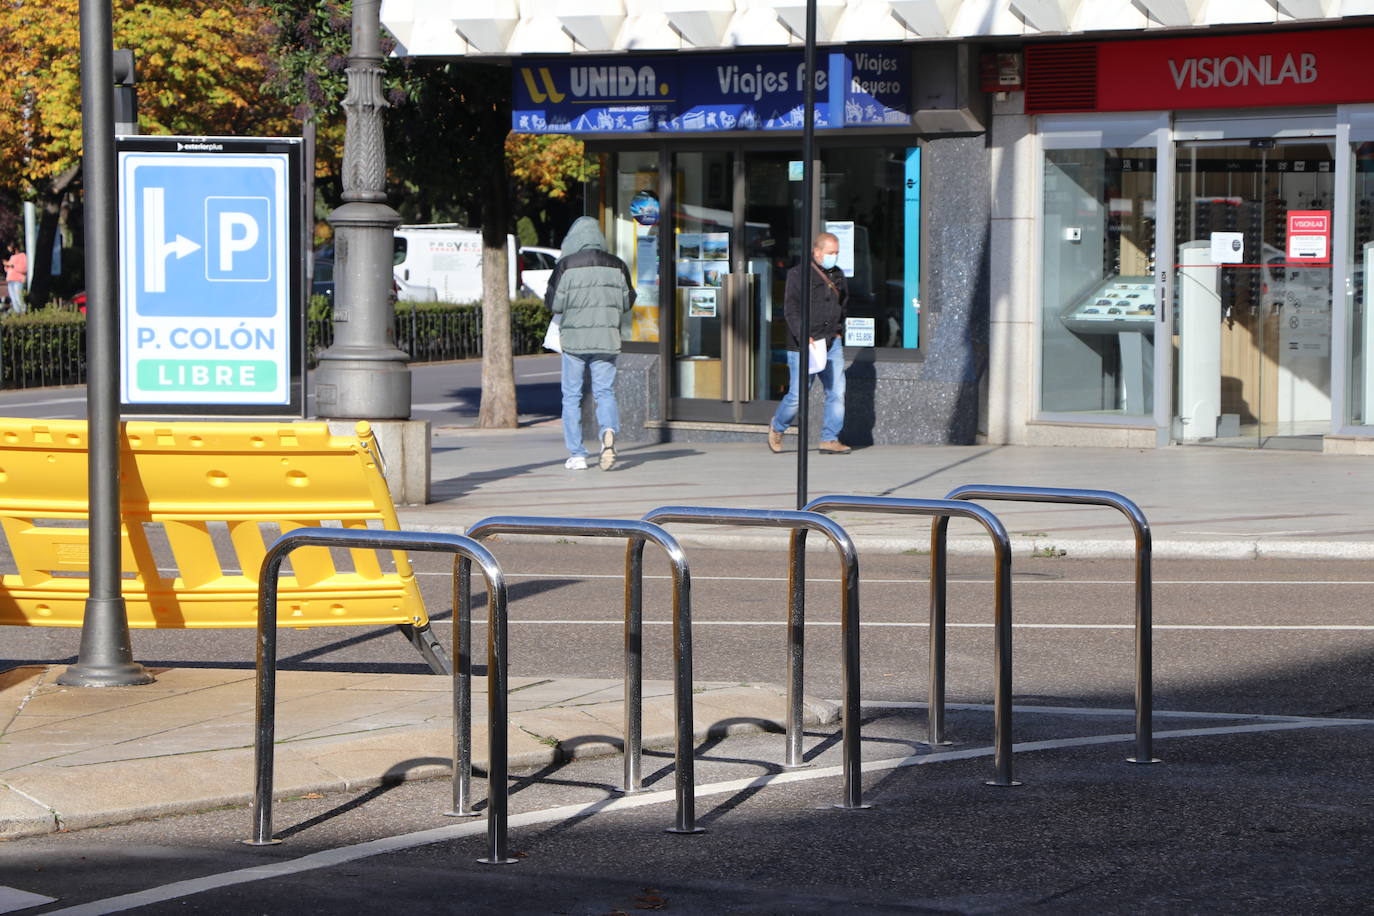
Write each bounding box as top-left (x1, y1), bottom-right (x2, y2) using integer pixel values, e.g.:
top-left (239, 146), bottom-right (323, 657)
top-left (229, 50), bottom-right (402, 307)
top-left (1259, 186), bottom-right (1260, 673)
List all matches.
top-left (818, 440), bottom-right (851, 455)
top-left (767, 427), bottom-right (783, 453)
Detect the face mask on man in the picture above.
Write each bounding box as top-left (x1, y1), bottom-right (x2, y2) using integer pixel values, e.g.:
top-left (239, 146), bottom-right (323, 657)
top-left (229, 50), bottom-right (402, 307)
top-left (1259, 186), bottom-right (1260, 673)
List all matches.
top-left (820, 252), bottom-right (838, 270)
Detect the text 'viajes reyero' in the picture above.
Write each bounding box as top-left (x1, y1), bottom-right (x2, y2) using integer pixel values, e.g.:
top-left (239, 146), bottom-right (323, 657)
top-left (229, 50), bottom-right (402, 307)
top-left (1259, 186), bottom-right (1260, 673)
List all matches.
top-left (1169, 52), bottom-right (1317, 90)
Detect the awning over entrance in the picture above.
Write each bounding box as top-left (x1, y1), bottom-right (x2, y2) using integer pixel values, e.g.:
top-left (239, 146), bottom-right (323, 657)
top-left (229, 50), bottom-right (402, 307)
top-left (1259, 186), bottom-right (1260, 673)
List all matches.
top-left (379, 0), bottom-right (1367, 58)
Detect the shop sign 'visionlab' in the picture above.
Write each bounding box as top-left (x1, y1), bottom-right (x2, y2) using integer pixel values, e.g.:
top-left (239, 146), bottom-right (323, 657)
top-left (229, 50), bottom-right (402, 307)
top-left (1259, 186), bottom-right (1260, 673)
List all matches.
top-left (513, 48), bottom-right (910, 134)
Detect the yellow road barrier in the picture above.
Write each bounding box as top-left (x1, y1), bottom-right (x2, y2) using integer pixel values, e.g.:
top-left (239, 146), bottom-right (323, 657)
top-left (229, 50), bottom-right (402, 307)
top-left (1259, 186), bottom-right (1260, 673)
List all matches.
top-left (0, 418), bottom-right (433, 644)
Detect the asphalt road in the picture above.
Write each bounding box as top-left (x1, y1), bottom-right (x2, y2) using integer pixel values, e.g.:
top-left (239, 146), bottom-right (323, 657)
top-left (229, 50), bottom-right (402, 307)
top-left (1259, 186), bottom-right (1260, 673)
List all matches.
top-left (4, 549), bottom-right (1373, 913)
top-left (0, 355), bottom-right (563, 426)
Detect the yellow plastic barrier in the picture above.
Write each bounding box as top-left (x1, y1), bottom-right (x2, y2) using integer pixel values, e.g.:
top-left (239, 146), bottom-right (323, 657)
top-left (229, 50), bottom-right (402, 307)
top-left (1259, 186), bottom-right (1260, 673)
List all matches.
top-left (0, 418), bottom-right (427, 631)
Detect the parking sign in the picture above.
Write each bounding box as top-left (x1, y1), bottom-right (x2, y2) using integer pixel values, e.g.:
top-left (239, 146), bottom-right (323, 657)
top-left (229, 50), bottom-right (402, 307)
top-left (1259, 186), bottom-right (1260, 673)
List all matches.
top-left (118, 136), bottom-right (303, 414)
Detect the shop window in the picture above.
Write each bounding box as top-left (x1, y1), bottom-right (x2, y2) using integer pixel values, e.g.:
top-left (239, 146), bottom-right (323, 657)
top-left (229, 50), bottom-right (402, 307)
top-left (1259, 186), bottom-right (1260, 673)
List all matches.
top-left (820, 147), bottom-right (917, 350)
top-left (604, 151), bottom-right (661, 343)
top-left (1040, 148), bottom-right (1157, 417)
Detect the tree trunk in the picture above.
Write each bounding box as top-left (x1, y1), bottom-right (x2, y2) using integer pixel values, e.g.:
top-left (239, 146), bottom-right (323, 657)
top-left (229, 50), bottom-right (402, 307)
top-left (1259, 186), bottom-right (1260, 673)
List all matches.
top-left (477, 141), bottom-right (517, 429)
top-left (28, 163), bottom-right (81, 308)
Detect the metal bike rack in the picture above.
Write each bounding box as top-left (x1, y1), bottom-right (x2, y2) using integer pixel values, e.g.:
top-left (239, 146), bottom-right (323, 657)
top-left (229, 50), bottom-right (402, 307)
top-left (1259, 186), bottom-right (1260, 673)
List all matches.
top-left (944, 484), bottom-right (1158, 765)
top-left (641, 506), bottom-right (868, 810)
top-left (460, 516), bottom-right (701, 835)
top-left (245, 527), bottom-right (517, 865)
top-left (804, 495), bottom-right (1019, 788)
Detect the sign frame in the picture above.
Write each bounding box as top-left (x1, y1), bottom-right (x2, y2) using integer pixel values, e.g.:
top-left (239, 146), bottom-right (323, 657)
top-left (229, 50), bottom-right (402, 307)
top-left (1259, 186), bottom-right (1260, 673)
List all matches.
top-left (1286, 209), bottom-right (1331, 264)
top-left (116, 135), bottom-right (305, 417)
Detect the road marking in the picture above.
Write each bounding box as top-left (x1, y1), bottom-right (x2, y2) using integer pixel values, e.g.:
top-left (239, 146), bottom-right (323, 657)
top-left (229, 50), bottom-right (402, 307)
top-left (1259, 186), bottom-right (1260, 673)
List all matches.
top-left (43, 711), bottom-right (1372, 916)
top-left (860, 700), bottom-right (1366, 723)
top-left (0, 886), bottom-right (57, 914)
top-left (0, 396), bottom-right (87, 407)
top-left (517, 370), bottom-right (561, 378)
top-left (416, 571), bottom-right (1374, 587)
top-left (447, 618), bottom-right (1374, 632)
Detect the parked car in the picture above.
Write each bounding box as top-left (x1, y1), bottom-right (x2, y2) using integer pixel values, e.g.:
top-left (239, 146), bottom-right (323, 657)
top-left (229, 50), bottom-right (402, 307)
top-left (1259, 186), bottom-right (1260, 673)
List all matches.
top-left (519, 246), bottom-right (560, 300)
top-left (311, 246), bottom-right (397, 306)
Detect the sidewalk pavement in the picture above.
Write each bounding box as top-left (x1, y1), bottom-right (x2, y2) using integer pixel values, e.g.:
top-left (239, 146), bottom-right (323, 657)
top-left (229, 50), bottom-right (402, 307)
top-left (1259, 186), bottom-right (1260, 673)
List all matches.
top-left (0, 665), bottom-right (836, 839)
top-left (401, 421), bottom-right (1374, 559)
top-left (4, 426), bottom-right (1371, 840)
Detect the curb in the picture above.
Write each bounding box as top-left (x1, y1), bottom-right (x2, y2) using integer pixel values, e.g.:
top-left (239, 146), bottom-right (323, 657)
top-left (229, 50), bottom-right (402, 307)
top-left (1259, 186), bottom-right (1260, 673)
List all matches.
top-left (391, 521), bottom-right (1374, 561)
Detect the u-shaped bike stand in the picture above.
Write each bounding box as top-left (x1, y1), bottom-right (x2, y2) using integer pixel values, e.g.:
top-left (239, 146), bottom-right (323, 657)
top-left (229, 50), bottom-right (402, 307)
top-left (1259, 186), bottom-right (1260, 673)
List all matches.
top-left (642, 506), bottom-right (868, 810)
top-left (944, 484), bottom-right (1158, 765)
top-left (461, 515), bottom-right (702, 835)
top-left (803, 495), bottom-right (1019, 787)
top-left (245, 527), bottom-right (518, 864)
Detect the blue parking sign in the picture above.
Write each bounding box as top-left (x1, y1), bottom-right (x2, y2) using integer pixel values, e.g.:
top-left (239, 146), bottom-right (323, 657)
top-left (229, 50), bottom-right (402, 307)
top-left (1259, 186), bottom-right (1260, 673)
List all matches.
top-left (118, 137), bottom-right (303, 414)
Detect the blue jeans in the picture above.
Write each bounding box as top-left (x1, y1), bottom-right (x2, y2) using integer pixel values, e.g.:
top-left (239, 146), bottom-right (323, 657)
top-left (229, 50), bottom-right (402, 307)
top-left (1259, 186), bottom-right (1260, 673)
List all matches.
top-left (7, 281), bottom-right (23, 313)
top-left (562, 352), bottom-right (619, 458)
top-left (771, 336), bottom-right (846, 442)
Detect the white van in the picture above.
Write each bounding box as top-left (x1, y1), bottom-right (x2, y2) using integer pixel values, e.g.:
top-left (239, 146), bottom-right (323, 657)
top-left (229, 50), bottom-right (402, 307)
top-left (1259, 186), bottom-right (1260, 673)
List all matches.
top-left (392, 225), bottom-right (519, 303)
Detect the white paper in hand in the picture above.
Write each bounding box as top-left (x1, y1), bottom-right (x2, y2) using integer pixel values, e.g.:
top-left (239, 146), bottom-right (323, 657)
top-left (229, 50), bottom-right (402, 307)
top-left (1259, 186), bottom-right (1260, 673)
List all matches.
top-left (543, 316), bottom-right (562, 353)
top-left (808, 338), bottom-right (827, 374)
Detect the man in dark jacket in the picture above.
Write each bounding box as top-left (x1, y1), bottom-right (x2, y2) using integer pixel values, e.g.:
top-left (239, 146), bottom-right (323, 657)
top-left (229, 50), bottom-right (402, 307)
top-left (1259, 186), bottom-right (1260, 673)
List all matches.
top-left (546, 216), bottom-right (636, 470)
top-left (768, 231), bottom-right (850, 455)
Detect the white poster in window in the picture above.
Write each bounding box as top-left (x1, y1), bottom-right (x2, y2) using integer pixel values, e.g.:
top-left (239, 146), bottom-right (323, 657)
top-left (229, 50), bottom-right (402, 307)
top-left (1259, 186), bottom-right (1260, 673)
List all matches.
top-left (687, 288), bottom-right (717, 317)
top-left (1210, 231), bottom-right (1244, 264)
top-left (844, 317), bottom-right (875, 347)
top-left (824, 220), bottom-right (856, 277)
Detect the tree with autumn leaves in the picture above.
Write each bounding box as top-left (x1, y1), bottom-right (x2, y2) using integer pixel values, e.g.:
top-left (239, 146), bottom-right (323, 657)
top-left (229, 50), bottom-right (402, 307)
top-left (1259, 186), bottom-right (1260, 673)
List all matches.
top-left (0, 0), bottom-right (592, 427)
top-left (0, 0), bottom-right (296, 305)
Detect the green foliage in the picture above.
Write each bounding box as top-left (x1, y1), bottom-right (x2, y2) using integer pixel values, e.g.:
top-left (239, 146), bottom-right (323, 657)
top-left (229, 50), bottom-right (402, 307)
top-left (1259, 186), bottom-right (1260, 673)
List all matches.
top-left (2, 307), bottom-right (85, 327)
top-left (516, 217), bottom-right (538, 249)
top-left (251, 0), bottom-right (354, 115)
top-left (307, 294), bottom-right (334, 321)
top-left (383, 60), bottom-right (511, 227)
top-left (5, 298), bottom-right (556, 388)
top-left (0, 307), bottom-right (87, 388)
top-left (510, 297), bottom-right (553, 345)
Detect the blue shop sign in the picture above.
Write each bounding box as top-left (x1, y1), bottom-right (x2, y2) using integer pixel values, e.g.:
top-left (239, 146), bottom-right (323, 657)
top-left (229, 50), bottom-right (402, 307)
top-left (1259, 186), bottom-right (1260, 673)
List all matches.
top-left (513, 48), bottom-right (909, 134)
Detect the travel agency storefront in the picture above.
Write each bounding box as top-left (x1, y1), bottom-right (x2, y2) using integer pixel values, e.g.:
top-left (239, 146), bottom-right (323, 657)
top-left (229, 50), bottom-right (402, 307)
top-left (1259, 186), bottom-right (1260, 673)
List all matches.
top-left (987, 23), bottom-right (1374, 453)
top-left (512, 46), bottom-right (990, 445)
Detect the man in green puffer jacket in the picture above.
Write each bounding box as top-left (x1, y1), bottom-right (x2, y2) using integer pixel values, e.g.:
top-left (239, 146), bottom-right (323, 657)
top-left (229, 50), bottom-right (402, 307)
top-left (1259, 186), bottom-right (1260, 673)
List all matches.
top-left (546, 216), bottom-right (636, 471)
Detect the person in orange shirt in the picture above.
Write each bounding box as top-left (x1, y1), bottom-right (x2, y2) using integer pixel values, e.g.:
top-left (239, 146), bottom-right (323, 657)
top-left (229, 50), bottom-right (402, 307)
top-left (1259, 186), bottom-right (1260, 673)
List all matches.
top-left (3, 246), bottom-right (27, 313)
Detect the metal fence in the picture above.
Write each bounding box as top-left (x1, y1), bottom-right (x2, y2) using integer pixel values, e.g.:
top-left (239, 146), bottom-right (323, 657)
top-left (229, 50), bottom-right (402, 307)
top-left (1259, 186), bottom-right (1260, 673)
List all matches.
top-left (0, 321), bottom-right (87, 389)
top-left (0, 307), bottom-right (550, 389)
top-left (307, 308), bottom-right (550, 368)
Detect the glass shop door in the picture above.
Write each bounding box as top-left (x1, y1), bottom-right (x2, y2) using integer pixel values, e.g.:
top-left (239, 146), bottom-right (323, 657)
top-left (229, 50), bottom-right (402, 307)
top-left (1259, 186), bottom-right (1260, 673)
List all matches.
top-left (1172, 138), bottom-right (1336, 448)
top-left (670, 149), bottom-right (798, 423)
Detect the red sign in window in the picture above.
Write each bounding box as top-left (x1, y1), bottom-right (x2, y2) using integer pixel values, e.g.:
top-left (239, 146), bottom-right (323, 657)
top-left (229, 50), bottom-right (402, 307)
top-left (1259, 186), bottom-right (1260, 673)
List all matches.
top-left (1287, 210), bottom-right (1331, 264)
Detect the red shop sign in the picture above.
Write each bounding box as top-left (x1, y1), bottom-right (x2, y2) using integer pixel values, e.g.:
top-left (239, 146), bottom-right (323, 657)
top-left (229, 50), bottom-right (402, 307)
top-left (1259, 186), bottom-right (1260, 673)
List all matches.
top-left (1096, 27), bottom-right (1374, 111)
top-left (1287, 210), bottom-right (1331, 264)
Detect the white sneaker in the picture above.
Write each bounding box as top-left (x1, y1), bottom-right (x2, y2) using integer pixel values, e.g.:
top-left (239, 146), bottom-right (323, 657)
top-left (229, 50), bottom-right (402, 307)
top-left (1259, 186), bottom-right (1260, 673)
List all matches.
top-left (599, 429), bottom-right (616, 470)
top-left (564, 455), bottom-right (588, 470)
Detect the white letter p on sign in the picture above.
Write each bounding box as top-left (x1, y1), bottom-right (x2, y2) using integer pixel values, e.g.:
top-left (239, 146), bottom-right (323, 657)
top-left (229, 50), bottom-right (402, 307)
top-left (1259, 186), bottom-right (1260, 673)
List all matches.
top-left (218, 212), bottom-right (259, 271)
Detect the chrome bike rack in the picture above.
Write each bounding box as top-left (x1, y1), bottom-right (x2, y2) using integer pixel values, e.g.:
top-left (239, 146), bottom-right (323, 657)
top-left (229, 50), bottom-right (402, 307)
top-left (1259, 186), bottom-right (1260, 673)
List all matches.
top-left (642, 506), bottom-right (868, 810)
top-left (944, 484), bottom-right (1158, 765)
top-left (804, 495), bottom-right (1019, 787)
top-left (245, 527), bottom-right (517, 864)
top-left (461, 516), bottom-right (701, 835)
